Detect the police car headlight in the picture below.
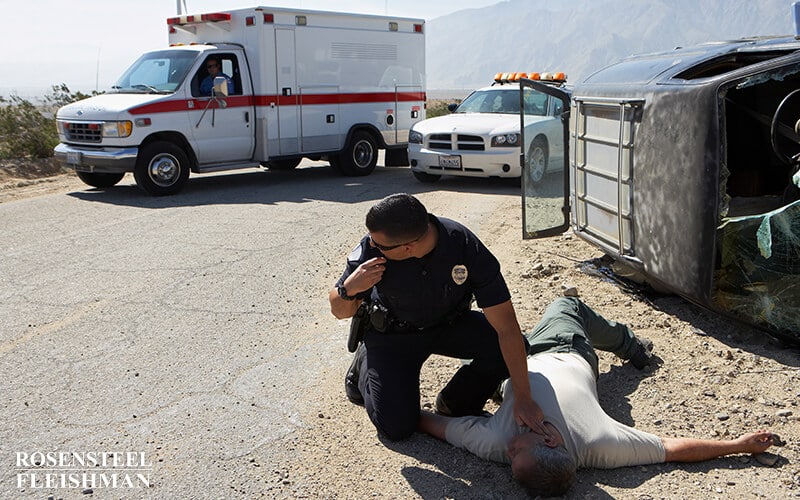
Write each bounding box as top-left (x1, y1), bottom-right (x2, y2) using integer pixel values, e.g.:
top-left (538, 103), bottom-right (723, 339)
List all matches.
top-left (102, 121), bottom-right (133, 138)
top-left (409, 130), bottom-right (423, 144)
top-left (491, 133), bottom-right (519, 147)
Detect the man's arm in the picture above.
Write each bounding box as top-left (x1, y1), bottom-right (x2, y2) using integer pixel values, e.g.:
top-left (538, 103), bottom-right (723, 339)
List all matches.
top-left (329, 256), bottom-right (386, 319)
top-left (419, 410), bottom-right (449, 440)
top-left (482, 300), bottom-right (547, 436)
top-left (662, 431), bottom-right (774, 462)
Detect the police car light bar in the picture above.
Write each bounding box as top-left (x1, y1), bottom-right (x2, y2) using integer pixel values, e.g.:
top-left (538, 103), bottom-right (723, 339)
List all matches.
top-left (493, 72), bottom-right (567, 84)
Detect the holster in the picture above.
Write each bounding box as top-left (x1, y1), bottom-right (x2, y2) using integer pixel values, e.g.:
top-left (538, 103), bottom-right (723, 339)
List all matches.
top-left (347, 301), bottom-right (370, 353)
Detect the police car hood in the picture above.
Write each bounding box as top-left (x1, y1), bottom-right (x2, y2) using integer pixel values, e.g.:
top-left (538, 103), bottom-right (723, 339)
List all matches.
top-left (414, 112), bottom-right (551, 135)
top-left (56, 93), bottom-right (176, 121)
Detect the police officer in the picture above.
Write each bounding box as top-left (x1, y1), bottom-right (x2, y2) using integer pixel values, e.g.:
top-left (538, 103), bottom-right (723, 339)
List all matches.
top-left (329, 193), bottom-right (547, 441)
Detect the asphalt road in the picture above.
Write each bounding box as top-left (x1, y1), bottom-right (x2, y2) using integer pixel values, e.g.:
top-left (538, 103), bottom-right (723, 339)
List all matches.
top-left (0, 160), bottom-right (522, 498)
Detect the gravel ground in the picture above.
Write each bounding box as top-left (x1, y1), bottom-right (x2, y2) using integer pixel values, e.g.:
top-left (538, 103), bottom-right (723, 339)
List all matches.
top-left (281, 195), bottom-right (799, 499)
top-left (2, 163), bottom-right (798, 499)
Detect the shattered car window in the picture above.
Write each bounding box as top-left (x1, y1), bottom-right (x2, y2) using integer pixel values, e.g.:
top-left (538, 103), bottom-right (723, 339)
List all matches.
top-left (714, 199), bottom-right (800, 337)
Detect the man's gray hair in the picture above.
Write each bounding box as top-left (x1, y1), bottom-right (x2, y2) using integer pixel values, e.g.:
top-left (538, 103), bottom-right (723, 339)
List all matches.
top-left (512, 444), bottom-right (576, 498)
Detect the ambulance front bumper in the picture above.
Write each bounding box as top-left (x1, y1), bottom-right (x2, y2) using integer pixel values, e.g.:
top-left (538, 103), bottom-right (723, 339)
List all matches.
top-left (54, 143), bottom-right (139, 173)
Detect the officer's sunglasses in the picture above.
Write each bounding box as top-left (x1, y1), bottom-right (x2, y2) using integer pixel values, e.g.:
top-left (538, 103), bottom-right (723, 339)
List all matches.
top-left (369, 224), bottom-right (428, 252)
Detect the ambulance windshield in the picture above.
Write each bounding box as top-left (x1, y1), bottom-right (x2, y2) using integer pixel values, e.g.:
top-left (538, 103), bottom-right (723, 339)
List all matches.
top-left (111, 50), bottom-right (197, 94)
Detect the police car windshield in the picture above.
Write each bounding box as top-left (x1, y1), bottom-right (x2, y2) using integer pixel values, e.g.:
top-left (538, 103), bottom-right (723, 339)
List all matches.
top-left (455, 88), bottom-right (550, 116)
top-left (111, 50), bottom-right (196, 94)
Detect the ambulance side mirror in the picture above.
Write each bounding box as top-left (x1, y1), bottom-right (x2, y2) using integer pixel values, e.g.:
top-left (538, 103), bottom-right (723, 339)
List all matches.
top-left (213, 76), bottom-right (229, 97)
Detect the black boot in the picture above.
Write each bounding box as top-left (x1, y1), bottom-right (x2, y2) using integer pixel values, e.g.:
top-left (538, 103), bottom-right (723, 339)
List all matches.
top-left (345, 343), bottom-right (366, 406)
top-left (629, 337), bottom-right (654, 370)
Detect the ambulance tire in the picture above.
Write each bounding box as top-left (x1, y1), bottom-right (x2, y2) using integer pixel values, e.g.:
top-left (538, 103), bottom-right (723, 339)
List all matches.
top-left (412, 170), bottom-right (441, 183)
top-left (76, 171), bottom-right (125, 188)
top-left (339, 132), bottom-right (377, 176)
top-left (134, 142), bottom-right (191, 196)
top-left (266, 158), bottom-right (301, 170)
top-left (526, 136), bottom-right (548, 186)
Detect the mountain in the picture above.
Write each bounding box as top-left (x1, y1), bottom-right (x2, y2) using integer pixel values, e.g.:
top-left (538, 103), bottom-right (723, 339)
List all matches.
top-left (426, 0), bottom-right (795, 93)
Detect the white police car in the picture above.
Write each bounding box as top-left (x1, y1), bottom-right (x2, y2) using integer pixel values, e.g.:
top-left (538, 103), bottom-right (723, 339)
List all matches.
top-left (409, 72), bottom-right (569, 184)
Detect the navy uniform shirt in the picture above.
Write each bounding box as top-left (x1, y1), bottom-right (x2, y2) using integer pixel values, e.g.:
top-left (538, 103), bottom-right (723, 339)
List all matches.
top-left (336, 215), bottom-right (511, 329)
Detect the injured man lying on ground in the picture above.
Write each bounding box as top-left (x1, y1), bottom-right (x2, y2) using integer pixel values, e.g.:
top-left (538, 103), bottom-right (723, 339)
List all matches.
top-left (418, 297), bottom-right (776, 498)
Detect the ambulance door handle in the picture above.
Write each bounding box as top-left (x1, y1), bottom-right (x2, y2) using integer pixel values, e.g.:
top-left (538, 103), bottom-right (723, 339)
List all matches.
top-left (245, 111), bottom-right (250, 123)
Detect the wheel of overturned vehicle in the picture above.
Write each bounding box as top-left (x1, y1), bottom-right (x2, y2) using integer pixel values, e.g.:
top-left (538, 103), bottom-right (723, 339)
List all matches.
top-left (770, 88), bottom-right (800, 164)
top-left (338, 131), bottom-right (378, 176)
top-left (266, 158), bottom-right (301, 170)
top-left (76, 171), bottom-right (125, 188)
top-left (526, 136), bottom-right (548, 185)
top-left (134, 141), bottom-right (191, 196)
top-left (412, 170), bottom-right (441, 183)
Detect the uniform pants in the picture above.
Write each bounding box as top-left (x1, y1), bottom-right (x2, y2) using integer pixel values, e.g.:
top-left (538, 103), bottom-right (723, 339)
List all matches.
top-left (524, 297), bottom-right (640, 379)
top-left (359, 310), bottom-right (514, 441)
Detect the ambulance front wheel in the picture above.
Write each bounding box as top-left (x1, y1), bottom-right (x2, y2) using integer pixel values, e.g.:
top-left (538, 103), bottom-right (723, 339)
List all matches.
top-left (338, 131), bottom-right (377, 176)
top-left (134, 142), bottom-right (191, 196)
top-left (76, 171), bottom-right (125, 188)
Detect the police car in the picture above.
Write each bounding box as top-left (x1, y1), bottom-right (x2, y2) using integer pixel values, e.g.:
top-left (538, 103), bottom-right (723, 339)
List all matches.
top-left (408, 72), bottom-right (569, 184)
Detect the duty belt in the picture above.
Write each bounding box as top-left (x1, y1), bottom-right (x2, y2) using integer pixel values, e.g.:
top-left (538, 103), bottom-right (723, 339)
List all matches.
top-left (368, 301), bottom-right (469, 334)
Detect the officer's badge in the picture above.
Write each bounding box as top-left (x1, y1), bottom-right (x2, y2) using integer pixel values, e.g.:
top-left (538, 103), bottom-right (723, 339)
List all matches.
top-left (451, 265), bottom-right (468, 285)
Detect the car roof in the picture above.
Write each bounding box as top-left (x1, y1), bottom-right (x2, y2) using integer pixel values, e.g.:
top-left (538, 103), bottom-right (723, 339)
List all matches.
top-left (583, 36), bottom-right (800, 85)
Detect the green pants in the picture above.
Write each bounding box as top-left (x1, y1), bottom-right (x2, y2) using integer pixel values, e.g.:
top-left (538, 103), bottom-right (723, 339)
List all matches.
top-left (524, 297), bottom-right (640, 378)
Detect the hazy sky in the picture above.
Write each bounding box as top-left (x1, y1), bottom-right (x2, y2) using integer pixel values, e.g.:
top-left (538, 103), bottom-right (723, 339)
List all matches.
top-left (5, 0), bottom-right (500, 97)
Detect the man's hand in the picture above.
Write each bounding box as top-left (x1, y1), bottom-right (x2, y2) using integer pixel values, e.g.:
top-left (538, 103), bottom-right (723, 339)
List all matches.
top-left (734, 430), bottom-right (774, 454)
top-left (344, 257), bottom-right (386, 295)
top-left (513, 394), bottom-right (549, 437)
top-left (330, 257), bottom-right (386, 319)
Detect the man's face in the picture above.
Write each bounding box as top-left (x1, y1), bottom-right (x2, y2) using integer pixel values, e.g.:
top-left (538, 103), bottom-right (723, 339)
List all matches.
top-left (206, 60), bottom-right (221, 77)
top-left (367, 224), bottom-right (429, 261)
top-left (507, 431), bottom-right (545, 463)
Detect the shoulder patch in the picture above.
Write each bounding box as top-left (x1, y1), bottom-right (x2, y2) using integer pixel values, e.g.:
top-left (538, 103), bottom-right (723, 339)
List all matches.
top-left (451, 264), bottom-right (468, 285)
top-left (347, 242), bottom-right (365, 263)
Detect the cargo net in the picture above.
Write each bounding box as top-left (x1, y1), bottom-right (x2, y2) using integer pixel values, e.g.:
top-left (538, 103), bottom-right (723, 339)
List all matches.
top-left (714, 198), bottom-right (800, 343)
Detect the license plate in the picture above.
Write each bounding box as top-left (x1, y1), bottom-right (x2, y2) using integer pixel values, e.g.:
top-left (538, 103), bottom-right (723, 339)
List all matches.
top-left (439, 155), bottom-right (461, 169)
top-left (66, 151), bottom-right (81, 166)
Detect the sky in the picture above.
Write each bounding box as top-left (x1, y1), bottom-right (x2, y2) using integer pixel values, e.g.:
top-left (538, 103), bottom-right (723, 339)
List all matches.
top-left (4, 0), bottom-right (500, 98)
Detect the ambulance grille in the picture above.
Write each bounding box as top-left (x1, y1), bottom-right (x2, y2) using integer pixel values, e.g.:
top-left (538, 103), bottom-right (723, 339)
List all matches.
top-left (428, 134), bottom-right (484, 151)
top-left (63, 122), bottom-right (102, 143)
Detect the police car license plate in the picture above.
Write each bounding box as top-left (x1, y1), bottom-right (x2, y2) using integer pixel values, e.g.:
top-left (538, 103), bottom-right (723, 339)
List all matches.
top-left (439, 155), bottom-right (461, 169)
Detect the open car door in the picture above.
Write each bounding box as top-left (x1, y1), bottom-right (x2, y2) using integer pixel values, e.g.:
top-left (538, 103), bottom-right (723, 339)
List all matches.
top-left (519, 78), bottom-right (571, 238)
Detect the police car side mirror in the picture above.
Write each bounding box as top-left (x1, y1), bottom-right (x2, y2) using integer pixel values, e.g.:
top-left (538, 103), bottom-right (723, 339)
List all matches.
top-left (213, 76), bottom-right (229, 97)
top-left (447, 103), bottom-right (458, 113)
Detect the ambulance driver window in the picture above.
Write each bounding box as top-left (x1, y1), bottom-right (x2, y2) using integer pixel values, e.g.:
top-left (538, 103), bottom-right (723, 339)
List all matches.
top-left (196, 55), bottom-right (239, 97)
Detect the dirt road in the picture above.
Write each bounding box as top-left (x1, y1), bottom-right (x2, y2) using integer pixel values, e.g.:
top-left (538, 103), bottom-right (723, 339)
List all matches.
top-left (1, 163), bottom-right (797, 499)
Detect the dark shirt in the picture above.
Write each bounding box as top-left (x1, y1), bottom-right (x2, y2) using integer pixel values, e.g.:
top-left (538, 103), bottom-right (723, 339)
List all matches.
top-left (336, 215), bottom-right (510, 329)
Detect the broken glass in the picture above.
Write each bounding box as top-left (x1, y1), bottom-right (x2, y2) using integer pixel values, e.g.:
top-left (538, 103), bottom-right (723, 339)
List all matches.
top-left (714, 199), bottom-right (800, 342)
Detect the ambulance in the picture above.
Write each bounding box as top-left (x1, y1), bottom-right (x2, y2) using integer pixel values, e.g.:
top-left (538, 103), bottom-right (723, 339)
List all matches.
top-left (53, 7), bottom-right (426, 195)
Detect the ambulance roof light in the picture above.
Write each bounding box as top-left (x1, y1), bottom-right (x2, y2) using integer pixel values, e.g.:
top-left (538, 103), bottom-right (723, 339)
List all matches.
top-left (167, 12), bottom-right (232, 26)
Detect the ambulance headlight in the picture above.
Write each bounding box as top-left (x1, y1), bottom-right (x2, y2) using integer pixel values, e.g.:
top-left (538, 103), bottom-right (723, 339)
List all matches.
top-left (102, 121), bottom-right (133, 138)
top-left (409, 130), bottom-right (423, 144)
top-left (491, 133), bottom-right (519, 147)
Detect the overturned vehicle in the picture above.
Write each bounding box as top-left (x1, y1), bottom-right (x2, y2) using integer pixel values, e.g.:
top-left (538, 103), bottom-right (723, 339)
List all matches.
top-left (521, 36), bottom-right (800, 344)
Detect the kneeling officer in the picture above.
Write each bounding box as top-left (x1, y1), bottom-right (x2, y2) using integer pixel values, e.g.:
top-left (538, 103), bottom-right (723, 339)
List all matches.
top-left (329, 193), bottom-right (546, 441)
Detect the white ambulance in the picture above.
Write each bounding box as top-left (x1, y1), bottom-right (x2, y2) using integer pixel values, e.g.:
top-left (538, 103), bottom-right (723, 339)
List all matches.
top-left (54, 7), bottom-right (426, 195)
